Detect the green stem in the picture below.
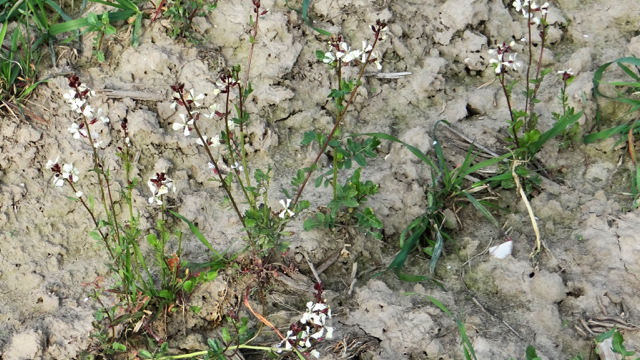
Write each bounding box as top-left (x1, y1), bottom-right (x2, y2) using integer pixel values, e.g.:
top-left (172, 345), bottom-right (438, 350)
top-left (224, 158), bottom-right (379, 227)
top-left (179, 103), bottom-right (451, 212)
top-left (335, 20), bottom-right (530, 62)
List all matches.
top-left (500, 72), bottom-right (520, 149)
top-left (332, 151), bottom-right (338, 200)
top-left (291, 29), bottom-right (383, 208)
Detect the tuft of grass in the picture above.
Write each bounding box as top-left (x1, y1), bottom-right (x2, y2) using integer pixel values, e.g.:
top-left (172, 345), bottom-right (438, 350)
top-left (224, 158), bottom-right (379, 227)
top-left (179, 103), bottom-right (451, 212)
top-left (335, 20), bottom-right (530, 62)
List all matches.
top-left (586, 56), bottom-right (640, 207)
top-left (407, 294), bottom-right (477, 360)
top-left (362, 121), bottom-right (510, 278)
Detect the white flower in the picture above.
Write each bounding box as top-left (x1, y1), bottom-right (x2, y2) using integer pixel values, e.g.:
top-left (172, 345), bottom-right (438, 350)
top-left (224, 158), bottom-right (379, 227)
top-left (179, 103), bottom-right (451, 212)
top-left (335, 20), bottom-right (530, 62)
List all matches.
top-left (170, 91), bottom-right (180, 110)
top-left (172, 113), bottom-right (194, 136)
top-left (507, 53), bottom-right (522, 71)
top-left (63, 90), bottom-right (76, 102)
top-left (75, 191), bottom-right (83, 197)
top-left (361, 40), bottom-right (372, 55)
top-left (204, 103), bottom-right (221, 119)
top-left (231, 161), bottom-right (243, 172)
top-left (53, 175), bottom-right (64, 187)
top-left (323, 47), bottom-right (336, 64)
top-left (196, 134), bottom-right (221, 147)
top-left (77, 84), bottom-right (95, 98)
top-left (325, 326), bottom-right (334, 339)
top-left (68, 123), bottom-right (88, 140)
top-left (62, 163), bottom-right (80, 183)
top-left (279, 199), bottom-right (294, 219)
top-left (69, 97), bottom-right (86, 112)
top-left (490, 57), bottom-right (504, 74)
top-left (186, 89), bottom-right (205, 107)
top-left (147, 173), bottom-right (176, 205)
top-left (96, 108), bottom-right (109, 123)
top-left (310, 350), bottom-right (320, 358)
top-left (513, 0), bottom-right (529, 12)
top-left (558, 68), bottom-right (574, 75)
top-left (227, 120), bottom-right (236, 131)
top-left (46, 156), bottom-right (60, 169)
top-left (336, 42), bottom-right (362, 64)
top-left (371, 50), bottom-right (382, 70)
top-left (82, 104), bottom-right (95, 117)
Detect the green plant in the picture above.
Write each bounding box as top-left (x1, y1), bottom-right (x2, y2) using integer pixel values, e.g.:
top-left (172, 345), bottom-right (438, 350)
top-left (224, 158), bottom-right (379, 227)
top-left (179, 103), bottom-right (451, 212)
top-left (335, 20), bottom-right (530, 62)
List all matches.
top-left (585, 56), bottom-right (640, 208)
top-left (490, 2), bottom-right (583, 159)
top-left (51, 75), bottom-right (224, 358)
top-left (161, 0), bottom-right (217, 41)
top-left (363, 122), bottom-right (510, 277)
top-left (49, 0), bottom-right (143, 48)
top-left (84, 11), bottom-right (116, 62)
top-left (595, 327), bottom-right (640, 360)
top-left (413, 294), bottom-right (476, 360)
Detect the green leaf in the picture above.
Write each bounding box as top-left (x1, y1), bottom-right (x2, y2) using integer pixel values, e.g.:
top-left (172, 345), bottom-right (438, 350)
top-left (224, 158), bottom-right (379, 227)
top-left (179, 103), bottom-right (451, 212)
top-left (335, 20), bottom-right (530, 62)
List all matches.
top-left (170, 211), bottom-right (222, 258)
top-left (303, 217), bottom-right (320, 231)
top-left (112, 342), bottom-right (127, 352)
top-left (147, 234), bottom-right (158, 247)
top-left (596, 328), bottom-right (616, 343)
top-left (131, 13), bottom-right (141, 47)
top-left (429, 228), bottom-right (444, 274)
top-left (528, 110), bottom-right (583, 155)
top-left (87, 11), bottom-right (98, 25)
top-left (158, 289), bottom-right (174, 300)
top-left (352, 133), bottom-right (437, 170)
top-left (89, 230), bottom-right (102, 241)
top-left (222, 327), bottom-right (231, 343)
top-left (385, 218), bottom-right (427, 272)
top-left (463, 192), bottom-right (499, 228)
top-left (302, 131), bottom-right (316, 145)
top-left (138, 349), bottom-right (153, 359)
top-left (183, 279), bottom-right (194, 293)
top-left (423, 296), bottom-right (477, 360)
top-left (526, 345), bottom-right (541, 360)
top-left (342, 198), bottom-right (359, 207)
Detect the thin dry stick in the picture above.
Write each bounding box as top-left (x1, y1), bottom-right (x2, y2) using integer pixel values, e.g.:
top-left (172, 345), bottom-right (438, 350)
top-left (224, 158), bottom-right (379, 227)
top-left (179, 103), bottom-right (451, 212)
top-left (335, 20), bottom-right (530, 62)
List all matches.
top-left (471, 297), bottom-right (524, 341)
top-left (303, 252), bottom-right (322, 284)
top-left (511, 160), bottom-right (541, 256)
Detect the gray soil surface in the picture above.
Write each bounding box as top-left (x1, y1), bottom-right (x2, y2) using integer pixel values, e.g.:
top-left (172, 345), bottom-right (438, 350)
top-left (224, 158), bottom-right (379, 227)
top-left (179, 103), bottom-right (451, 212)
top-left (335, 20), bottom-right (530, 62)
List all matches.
top-left (2, 0), bottom-right (640, 359)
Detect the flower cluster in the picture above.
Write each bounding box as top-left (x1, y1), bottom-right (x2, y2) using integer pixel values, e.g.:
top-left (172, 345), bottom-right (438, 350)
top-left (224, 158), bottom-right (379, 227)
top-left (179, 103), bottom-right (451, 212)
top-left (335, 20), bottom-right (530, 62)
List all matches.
top-left (277, 283), bottom-right (333, 357)
top-left (513, 0), bottom-right (549, 25)
top-left (46, 157), bottom-right (80, 190)
top-left (64, 74), bottom-right (95, 115)
top-left (558, 68), bottom-right (574, 82)
top-left (147, 172), bottom-right (176, 205)
top-left (323, 36), bottom-right (382, 69)
top-left (488, 41), bottom-right (522, 74)
top-left (64, 74), bottom-right (110, 148)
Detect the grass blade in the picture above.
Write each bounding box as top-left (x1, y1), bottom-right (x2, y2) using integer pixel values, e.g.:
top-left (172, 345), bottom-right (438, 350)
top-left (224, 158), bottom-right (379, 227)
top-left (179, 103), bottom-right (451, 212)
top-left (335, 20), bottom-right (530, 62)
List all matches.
top-left (463, 191), bottom-right (499, 228)
top-left (131, 13), bottom-right (141, 47)
top-left (429, 227), bottom-right (443, 274)
top-left (170, 210), bottom-right (222, 258)
top-left (528, 110), bottom-right (583, 155)
top-left (385, 218), bottom-right (427, 272)
top-left (353, 132), bottom-right (438, 169)
top-left (423, 296), bottom-right (477, 360)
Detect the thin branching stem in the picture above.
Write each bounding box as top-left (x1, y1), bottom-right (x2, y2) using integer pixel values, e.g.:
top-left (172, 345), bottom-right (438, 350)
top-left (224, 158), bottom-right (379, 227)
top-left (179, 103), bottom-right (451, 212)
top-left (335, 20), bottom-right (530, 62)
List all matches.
top-left (292, 29), bottom-right (383, 208)
top-left (67, 179), bottom-right (114, 258)
top-left (178, 89), bottom-right (253, 246)
top-left (524, 2), bottom-right (533, 128)
top-left (500, 72), bottom-right (520, 148)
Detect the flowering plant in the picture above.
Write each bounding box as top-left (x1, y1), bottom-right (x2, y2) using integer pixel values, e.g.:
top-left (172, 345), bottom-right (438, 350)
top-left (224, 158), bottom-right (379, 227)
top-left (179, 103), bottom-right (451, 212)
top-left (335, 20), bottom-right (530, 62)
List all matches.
top-left (490, 0), bottom-right (583, 159)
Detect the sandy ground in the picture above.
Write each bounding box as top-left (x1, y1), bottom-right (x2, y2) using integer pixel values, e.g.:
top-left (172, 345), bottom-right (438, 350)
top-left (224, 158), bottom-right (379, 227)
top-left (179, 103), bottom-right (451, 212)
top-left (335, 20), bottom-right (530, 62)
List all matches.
top-left (2, 0), bottom-right (640, 359)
